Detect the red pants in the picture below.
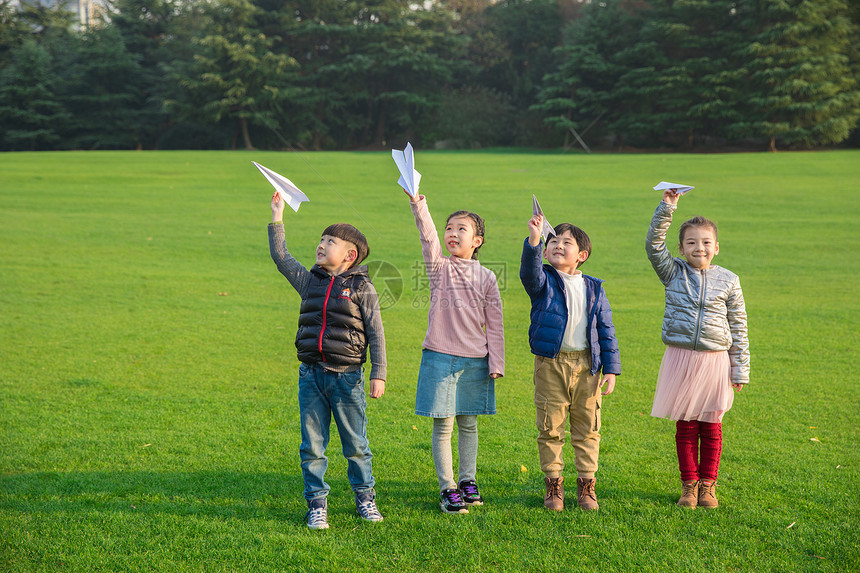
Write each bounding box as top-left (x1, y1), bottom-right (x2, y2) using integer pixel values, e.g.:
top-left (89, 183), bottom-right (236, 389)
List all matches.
top-left (676, 420), bottom-right (722, 482)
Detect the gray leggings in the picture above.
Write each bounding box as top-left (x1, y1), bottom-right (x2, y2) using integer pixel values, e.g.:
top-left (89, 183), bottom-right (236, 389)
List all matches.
top-left (432, 415), bottom-right (478, 491)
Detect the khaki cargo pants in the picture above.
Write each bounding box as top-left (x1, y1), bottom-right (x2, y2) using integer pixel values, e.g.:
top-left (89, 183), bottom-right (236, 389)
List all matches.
top-left (533, 350), bottom-right (602, 478)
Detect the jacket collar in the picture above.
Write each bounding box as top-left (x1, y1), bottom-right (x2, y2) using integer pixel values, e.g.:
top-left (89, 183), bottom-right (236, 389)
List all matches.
top-left (310, 264), bottom-right (369, 280)
top-left (544, 264), bottom-right (603, 287)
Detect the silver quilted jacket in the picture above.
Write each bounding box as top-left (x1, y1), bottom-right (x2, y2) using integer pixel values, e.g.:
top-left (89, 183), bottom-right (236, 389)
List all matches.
top-left (646, 201), bottom-right (750, 384)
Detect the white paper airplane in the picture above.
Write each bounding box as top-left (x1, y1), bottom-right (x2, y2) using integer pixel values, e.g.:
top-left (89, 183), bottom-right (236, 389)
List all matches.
top-left (252, 161), bottom-right (309, 213)
top-left (392, 143), bottom-right (421, 198)
top-left (653, 181), bottom-right (694, 195)
top-left (532, 195), bottom-right (555, 243)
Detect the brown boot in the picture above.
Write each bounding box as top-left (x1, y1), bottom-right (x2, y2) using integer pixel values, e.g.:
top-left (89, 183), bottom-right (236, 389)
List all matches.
top-left (677, 480), bottom-right (699, 508)
top-left (698, 480), bottom-right (718, 508)
top-left (576, 477), bottom-right (599, 511)
top-left (543, 476), bottom-right (564, 511)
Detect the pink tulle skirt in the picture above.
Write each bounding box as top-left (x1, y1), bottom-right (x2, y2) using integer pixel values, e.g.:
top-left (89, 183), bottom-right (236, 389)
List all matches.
top-left (650, 346), bottom-right (734, 423)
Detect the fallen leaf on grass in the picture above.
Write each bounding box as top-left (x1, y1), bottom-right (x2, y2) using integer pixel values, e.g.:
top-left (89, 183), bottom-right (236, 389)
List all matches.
top-left (140, 444), bottom-right (152, 448)
top-left (218, 292), bottom-right (229, 296)
top-left (574, 535), bottom-right (590, 538)
top-left (787, 522), bottom-right (796, 529)
top-left (412, 425), bottom-right (418, 431)
top-left (520, 465), bottom-right (528, 473)
top-left (810, 437), bottom-right (821, 443)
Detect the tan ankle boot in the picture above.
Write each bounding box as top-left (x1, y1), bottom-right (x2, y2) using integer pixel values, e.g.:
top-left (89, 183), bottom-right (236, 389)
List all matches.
top-left (677, 480), bottom-right (699, 508)
top-left (576, 477), bottom-right (599, 511)
top-left (698, 480), bottom-right (718, 508)
top-left (543, 476), bottom-right (564, 511)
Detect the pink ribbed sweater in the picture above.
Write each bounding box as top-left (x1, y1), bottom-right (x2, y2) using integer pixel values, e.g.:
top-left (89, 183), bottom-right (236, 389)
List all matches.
top-left (410, 197), bottom-right (505, 377)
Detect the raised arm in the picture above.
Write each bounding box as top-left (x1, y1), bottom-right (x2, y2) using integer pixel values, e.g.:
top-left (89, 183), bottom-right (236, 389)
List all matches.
top-left (646, 199), bottom-right (679, 286)
top-left (268, 191), bottom-right (311, 295)
top-left (409, 195), bottom-right (445, 276)
top-left (519, 238), bottom-right (546, 297)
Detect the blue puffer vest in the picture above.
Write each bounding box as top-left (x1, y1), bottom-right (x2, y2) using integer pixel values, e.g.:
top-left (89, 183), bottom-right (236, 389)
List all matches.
top-left (519, 240), bottom-right (620, 376)
top-left (296, 265), bottom-right (368, 366)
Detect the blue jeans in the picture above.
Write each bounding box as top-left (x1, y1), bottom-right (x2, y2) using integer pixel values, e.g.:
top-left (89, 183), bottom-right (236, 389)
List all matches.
top-left (298, 362), bottom-right (375, 501)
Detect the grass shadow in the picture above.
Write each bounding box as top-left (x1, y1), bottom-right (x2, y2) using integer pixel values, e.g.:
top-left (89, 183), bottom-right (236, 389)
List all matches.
top-left (0, 470), bottom-right (307, 524)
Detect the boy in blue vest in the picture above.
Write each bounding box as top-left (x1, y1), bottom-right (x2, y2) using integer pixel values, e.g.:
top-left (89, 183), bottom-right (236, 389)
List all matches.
top-left (519, 214), bottom-right (620, 511)
top-left (268, 192), bottom-right (387, 530)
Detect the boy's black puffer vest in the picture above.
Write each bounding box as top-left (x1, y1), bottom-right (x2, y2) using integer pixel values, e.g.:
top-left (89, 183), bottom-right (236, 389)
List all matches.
top-left (295, 264), bottom-right (368, 366)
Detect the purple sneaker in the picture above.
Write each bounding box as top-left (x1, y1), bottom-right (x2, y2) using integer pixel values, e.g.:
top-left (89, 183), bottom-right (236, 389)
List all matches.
top-left (458, 480), bottom-right (484, 506)
top-left (440, 488), bottom-right (469, 514)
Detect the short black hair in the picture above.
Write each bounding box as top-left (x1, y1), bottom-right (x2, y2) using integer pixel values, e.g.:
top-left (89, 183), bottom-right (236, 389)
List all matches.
top-left (322, 223), bottom-right (369, 267)
top-left (548, 223), bottom-right (591, 268)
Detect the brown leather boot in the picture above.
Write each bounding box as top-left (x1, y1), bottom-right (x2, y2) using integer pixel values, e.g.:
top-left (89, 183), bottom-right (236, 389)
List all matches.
top-left (698, 479), bottom-right (718, 508)
top-left (543, 476), bottom-right (564, 511)
top-left (677, 480), bottom-right (699, 508)
top-left (576, 477), bottom-right (599, 511)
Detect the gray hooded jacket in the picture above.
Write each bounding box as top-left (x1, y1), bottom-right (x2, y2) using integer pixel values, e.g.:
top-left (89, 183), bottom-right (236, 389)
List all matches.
top-left (646, 201), bottom-right (750, 385)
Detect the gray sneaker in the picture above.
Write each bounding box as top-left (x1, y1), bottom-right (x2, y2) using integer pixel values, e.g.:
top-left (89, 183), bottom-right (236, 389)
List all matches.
top-left (355, 490), bottom-right (384, 522)
top-left (306, 498), bottom-right (329, 530)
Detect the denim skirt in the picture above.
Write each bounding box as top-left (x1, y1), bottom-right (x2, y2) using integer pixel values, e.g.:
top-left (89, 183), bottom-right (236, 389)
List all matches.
top-left (415, 349), bottom-right (496, 417)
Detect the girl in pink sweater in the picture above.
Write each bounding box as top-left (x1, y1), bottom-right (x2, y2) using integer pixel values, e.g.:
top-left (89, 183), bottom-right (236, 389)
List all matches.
top-left (407, 192), bottom-right (505, 514)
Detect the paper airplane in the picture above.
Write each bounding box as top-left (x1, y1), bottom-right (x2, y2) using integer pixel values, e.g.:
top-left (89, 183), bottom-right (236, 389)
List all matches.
top-left (392, 143), bottom-right (421, 198)
top-left (532, 195), bottom-right (555, 243)
top-left (252, 161), bottom-right (309, 213)
top-left (653, 181), bottom-right (694, 195)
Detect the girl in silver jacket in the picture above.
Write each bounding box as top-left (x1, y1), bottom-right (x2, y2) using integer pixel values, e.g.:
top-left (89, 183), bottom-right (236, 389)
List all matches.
top-left (646, 189), bottom-right (750, 510)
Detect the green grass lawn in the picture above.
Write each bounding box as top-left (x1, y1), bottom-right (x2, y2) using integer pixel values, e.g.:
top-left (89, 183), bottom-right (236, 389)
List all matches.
top-left (1, 149), bottom-right (858, 572)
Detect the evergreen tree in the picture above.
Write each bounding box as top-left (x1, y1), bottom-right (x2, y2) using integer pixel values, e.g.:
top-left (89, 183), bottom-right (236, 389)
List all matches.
top-left (610, 0), bottom-right (745, 147)
top-left (0, 0), bottom-right (28, 66)
top-left (169, 0), bottom-right (298, 149)
top-left (532, 0), bottom-right (641, 147)
top-left (446, 0), bottom-right (563, 146)
top-left (107, 0), bottom-right (178, 148)
top-left (269, 0), bottom-right (462, 149)
top-left (0, 39), bottom-right (71, 150)
top-left (59, 24), bottom-right (149, 149)
top-left (729, 0), bottom-right (860, 150)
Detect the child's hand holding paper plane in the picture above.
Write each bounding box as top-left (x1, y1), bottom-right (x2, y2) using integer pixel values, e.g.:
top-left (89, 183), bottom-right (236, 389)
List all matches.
top-left (253, 161), bottom-right (309, 212)
top-left (532, 195), bottom-right (555, 243)
top-left (392, 143), bottom-right (421, 198)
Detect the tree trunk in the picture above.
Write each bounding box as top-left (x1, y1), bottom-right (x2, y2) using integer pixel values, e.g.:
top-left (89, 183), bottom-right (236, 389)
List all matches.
top-left (312, 101), bottom-right (325, 150)
top-left (769, 135), bottom-right (777, 152)
top-left (375, 102), bottom-right (387, 147)
top-left (240, 117), bottom-right (255, 150)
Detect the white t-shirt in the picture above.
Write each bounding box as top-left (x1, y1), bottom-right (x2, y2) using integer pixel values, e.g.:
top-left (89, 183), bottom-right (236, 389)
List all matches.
top-left (559, 270), bottom-right (588, 351)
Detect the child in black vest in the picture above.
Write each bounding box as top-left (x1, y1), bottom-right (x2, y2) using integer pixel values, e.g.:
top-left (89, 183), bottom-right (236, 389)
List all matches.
top-left (268, 192), bottom-right (387, 530)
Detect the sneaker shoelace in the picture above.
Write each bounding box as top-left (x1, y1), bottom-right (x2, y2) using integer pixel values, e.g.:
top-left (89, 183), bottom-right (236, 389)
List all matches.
top-left (358, 500), bottom-right (382, 519)
top-left (461, 482), bottom-right (479, 497)
top-left (446, 490), bottom-right (464, 504)
top-left (307, 507), bottom-right (327, 526)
